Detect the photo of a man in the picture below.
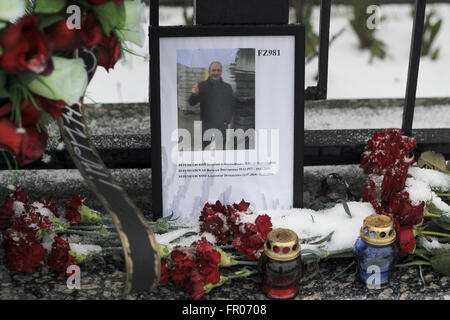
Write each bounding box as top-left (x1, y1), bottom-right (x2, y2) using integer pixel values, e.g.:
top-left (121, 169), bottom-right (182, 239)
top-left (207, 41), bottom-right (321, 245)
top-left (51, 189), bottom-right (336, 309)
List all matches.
top-left (177, 48), bottom-right (255, 152)
top-left (188, 61), bottom-right (235, 150)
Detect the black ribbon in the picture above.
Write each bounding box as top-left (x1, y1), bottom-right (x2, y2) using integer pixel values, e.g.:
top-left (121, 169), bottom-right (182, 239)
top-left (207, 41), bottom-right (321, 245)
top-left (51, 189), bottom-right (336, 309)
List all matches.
top-left (57, 49), bottom-right (160, 295)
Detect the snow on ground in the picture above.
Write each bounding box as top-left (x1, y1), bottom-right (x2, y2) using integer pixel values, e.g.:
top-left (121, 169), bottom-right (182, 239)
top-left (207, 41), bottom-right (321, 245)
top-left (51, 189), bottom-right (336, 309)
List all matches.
top-left (155, 201), bottom-right (375, 252)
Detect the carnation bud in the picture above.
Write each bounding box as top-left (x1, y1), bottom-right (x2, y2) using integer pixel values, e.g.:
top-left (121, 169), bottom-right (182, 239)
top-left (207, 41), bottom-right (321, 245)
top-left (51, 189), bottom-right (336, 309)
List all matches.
top-left (69, 250), bottom-right (87, 264)
top-left (204, 275), bottom-right (227, 294)
top-left (216, 247), bottom-right (237, 267)
top-left (158, 244), bottom-right (172, 259)
top-left (79, 205), bottom-right (102, 224)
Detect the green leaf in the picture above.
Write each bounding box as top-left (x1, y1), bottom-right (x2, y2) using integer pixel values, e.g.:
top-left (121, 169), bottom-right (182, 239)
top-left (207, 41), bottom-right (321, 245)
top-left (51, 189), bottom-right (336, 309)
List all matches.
top-left (417, 151), bottom-right (448, 173)
top-left (310, 231), bottom-right (335, 245)
top-left (430, 249), bottom-right (450, 276)
top-left (37, 14), bottom-right (66, 31)
top-left (34, 0), bottom-right (67, 13)
top-left (428, 201), bottom-right (444, 214)
top-left (430, 213), bottom-right (450, 232)
top-left (339, 199), bottom-right (352, 218)
top-left (92, 2), bottom-right (126, 36)
top-left (431, 48), bottom-right (440, 61)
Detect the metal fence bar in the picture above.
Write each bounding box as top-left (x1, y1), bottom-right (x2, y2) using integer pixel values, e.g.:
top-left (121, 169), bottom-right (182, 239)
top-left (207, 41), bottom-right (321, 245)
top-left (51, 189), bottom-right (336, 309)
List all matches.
top-left (402, 0), bottom-right (426, 136)
top-left (150, 0), bottom-right (159, 27)
top-left (305, 0), bottom-right (330, 100)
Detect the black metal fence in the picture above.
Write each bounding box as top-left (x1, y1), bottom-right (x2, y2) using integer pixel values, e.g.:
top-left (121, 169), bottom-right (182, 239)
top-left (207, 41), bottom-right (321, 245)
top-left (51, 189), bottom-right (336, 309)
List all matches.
top-left (1, 0), bottom-right (449, 171)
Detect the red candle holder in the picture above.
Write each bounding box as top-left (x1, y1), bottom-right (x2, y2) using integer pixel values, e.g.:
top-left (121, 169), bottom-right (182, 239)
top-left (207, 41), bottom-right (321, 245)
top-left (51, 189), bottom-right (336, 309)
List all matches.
top-left (258, 228), bottom-right (303, 299)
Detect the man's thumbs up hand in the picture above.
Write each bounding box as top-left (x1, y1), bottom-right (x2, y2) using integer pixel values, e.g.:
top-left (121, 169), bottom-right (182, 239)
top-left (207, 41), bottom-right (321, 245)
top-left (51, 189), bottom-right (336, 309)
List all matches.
top-left (191, 83), bottom-right (199, 95)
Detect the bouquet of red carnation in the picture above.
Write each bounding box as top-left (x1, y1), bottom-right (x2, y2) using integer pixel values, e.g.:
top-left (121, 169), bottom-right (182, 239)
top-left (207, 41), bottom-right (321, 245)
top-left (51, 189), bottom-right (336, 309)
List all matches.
top-left (199, 199), bottom-right (272, 260)
top-left (0, 189), bottom-right (78, 275)
top-left (159, 237), bottom-right (258, 300)
top-left (0, 189), bottom-right (109, 276)
top-left (361, 129), bottom-right (450, 279)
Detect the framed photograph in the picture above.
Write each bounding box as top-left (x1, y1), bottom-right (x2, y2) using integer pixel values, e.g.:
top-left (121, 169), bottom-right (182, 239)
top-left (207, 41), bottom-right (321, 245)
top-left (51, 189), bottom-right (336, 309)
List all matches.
top-left (150, 25), bottom-right (305, 219)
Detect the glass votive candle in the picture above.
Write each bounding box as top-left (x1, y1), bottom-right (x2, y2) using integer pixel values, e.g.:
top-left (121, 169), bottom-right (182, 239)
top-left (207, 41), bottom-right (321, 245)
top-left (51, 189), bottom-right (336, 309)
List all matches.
top-left (353, 214), bottom-right (398, 288)
top-left (258, 228), bottom-right (303, 299)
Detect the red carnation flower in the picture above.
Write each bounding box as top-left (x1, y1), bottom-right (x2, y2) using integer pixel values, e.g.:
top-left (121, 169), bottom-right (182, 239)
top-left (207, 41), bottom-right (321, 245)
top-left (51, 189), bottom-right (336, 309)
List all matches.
top-left (0, 118), bottom-right (48, 165)
top-left (36, 198), bottom-right (60, 218)
top-left (211, 200), bottom-right (226, 214)
top-left (199, 214), bottom-right (229, 245)
top-left (170, 247), bottom-right (196, 287)
top-left (233, 199), bottom-right (250, 212)
top-left (199, 203), bottom-right (218, 221)
top-left (233, 221), bottom-right (267, 260)
top-left (199, 201), bottom-right (231, 245)
top-left (47, 237), bottom-right (76, 277)
top-left (186, 269), bottom-right (207, 300)
top-left (191, 238), bottom-right (221, 285)
top-left (64, 195), bottom-right (85, 226)
top-left (97, 32), bottom-right (121, 71)
top-left (7, 206), bottom-right (53, 243)
top-left (4, 240), bottom-right (46, 274)
top-left (362, 174), bottom-right (379, 203)
top-left (0, 189), bottom-right (28, 229)
top-left (255, 214), bottom-right (272, 238)
top-left (361, 129), bottom-right (416, 175)
top-left (389, 192), bottom-right (425, 226)
top-left (380, 164), bottom-right (409, 202)
top-left (225, 204), bottom-right (241, 236)
top-left (397, 225), bottom-right (416, 257)
top-left (0, 15), bottom-right (54, 75)
top-left (159, 258), bottom-right (170, 284)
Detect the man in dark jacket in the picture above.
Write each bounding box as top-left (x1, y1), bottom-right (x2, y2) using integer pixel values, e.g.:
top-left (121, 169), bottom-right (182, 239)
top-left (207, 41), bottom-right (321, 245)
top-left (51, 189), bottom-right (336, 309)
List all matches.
top-left (188, 61), bottom-right (235, 150)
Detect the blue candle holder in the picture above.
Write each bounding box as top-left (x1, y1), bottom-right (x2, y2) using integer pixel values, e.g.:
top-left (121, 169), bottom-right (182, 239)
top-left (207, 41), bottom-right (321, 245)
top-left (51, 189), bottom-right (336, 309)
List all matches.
top-left (353, 214), bottom-right (398, 288)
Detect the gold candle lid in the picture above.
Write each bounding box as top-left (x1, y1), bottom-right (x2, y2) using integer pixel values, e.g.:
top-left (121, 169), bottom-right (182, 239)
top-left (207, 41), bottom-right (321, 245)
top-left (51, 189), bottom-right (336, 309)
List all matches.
top-left (264, 228), bottom-right (301, 261)
top-left (360, 214), bottom-right (396, 245)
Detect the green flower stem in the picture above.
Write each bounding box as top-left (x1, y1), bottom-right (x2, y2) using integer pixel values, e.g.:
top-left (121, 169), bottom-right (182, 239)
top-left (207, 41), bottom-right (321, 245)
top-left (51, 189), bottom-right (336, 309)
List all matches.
top-left (102, 247), bottom-right (123, 252)
top-left (68, 225), bottom-right (114, 231)
top-left (101, 247), bottom-right (124, 255)
top-left (326, 248), bottom-right (354, 257)
top-left (217, 245), bottom-right (235, 250)
top-left (226, 269), bottom-right (258, 280)
top-left (419, 230), bottom-right (450, 238)
top-left (169, 231), bottom-right (198, 244)
top-left (395, 261), bottom-right (431, 268)
top-left (436, 193), bottom-right (450, 197)
top-left (92, 239), bottom-right (123, 246)
top-left (61, 229), bottom-right (118, 237)
top-left (424, 212), bottom-right (441, 219)
top-left (301, 248), bottom-right (353, 259)
top-left (330, 261), bottom-right (355, 281)
top-left (232, 260), bottom-right (258, 266)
